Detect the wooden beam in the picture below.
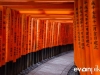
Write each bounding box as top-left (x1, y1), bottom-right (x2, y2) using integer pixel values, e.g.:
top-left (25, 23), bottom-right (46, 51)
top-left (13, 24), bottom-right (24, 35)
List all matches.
top-left (29, 14), bottom-right (74, 18)
top-left (0, 0), bottom-right (74, 2)
top-left (1, 2), bottom-right (74, 9)
top-left (19, 10), bottom-right (74, 14)
top-left (49, 20), bottom-right (73, 23)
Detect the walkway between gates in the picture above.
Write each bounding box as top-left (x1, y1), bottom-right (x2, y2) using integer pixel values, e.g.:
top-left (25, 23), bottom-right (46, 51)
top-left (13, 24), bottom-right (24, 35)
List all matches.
top-left (27, 51), bottom-right (74, 75)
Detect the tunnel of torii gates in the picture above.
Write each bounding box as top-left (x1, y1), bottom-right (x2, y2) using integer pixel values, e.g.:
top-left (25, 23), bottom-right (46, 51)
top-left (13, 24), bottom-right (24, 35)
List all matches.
top-left (0, 0), bottom-right (100, 75)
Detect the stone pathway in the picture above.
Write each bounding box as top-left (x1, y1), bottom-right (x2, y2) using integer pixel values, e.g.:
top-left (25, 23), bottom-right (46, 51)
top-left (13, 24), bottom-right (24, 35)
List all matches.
top-left (27, 51), bottom-right (74, 75)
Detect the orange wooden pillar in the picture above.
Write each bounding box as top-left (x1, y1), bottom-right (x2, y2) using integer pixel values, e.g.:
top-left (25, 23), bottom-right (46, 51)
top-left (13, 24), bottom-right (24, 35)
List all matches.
top-left (63, 23), bottom-right (65, 45)
top-left (31, 18), bottom-right (35, 53)
top-left (30, 17), bottom-right (34, 53)
top-left (19, 14), bottom-right (22, 59)
top-left (26, 15), bottom-right (29, 67)
top-left (0, 6), bottom-right (13, 75)
top-left (73, 4), bottom-right (77, 65)
top-left (88, 0), bottom-right (100, 75)
top-left (12, 9), bottom-right (16, 63)
top-left (27, 16), bottom-right (30, 67)
top-left (45, 20), bottom-right (48, 49)
top-left (42, 20), bottom-right (46, 49)
top-left (62, 24), bottom-right (65, 46)
top-left (17, 12), bottom-right (20, 60)
top-left (60, 23), bottom-right (63, 46)
top-left (66, 24), bottom-right (69, 44)
top-left (16, 11), bottom-right (20, 61)
top-left (27, 16), bottom-right (31, 54)
top-left (70, 24), bottom-right (73, 44)
top-left (38, 19), bottom-right (44, 60)
top-left (56, 22), bottom-right (59, 47)
top-left (0, 6), bottom-right (2, 68)
top-left (36, 19), bottom-right (39, 52)
top-left (19, 13), bottom-right (24, 73)
top-left (21, 14), bottom-right (25, 57)
top-left (73, 16), bottom-right (78, 65)
top-left (58, 22), bottom-right (62, 46)
top-left (53, 22), bottom-right (57, 47)
top-left (30, 17), bottom-right (33, 54)
top-left (74, 0), bottom-right (78, 67)
top-left (64, 24), bottom-right (67, 45)
top-left (25, 15), bottom-right (28, 56)
top-left (9, 7), bottom-right (17, 75)
top-left (36, 19), bottom-right (40, 51)
top-left (0, 6), bottom-right (6, 68)
top-left (29, 16), bottom-right (33, 66)
top-left (21, 14), bottom-right (27, 70)
top-left (13, 10), bottom-right (18, 62)
top-left (78, 0), bottom-right (86, 75)
top-left (36, 19), bottom-right (44, 51)
top-left (8, 8), bottom-right (13, 63)
top-left (58, 22), bottom-right (61, 53)
top-left (31, 18), bottom-right (37, 64)
top-left (34, 19), bottom-right (37, 52)
top-left (47, 20), bottom-right (52, 57)
top-left (31, 18), bottom-right (35, 64)
top-left (54, 22), bottom-right (58, 54)
top-left (32, 18), bottom-right (35, 53)
top-left (18, 13), bottom-right (22, 72)
top-left (49, 21), bottom-right (52, 49)
top-left (83, 0), bottom-right (91, 75)
top-left (40, 20), bottom-right (44, 50)
top-left (65, 23), bottom-right (67, 45)
top-left (50, 21), bottom-right (53, 48)
top-left (57, 22), bottom-right (60, 47)
top-left (7, 8), bottom-right (14, 75)
top-left (47, 21), bottom-right (51, 48)
top-left (65, 24), bottom-right (68, 46)
top-left (74, 0), bottom-right (82, 71)
top-left (22, 14), bottom-right (26, 56)
top-left (51, 21), bottom-right (55, 55)
top-left (35, 19), bottom-right (40, 63)
top-left (16, 11), bottom-right (21, 74)
top-left (0, 6), bottom-right (4, 75)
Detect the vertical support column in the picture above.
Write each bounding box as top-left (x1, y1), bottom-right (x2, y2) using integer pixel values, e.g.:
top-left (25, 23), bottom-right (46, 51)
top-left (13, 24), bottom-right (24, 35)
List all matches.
top-left (73, 6), bottom-right (77, 65)
top-left (47, 20), bottom-right (51, 58)
top-left (13, 9), bottom-right (17, 75)
top-left (88, 0), bottom-right (100, 75)
top-left (16, 11), bottom-right (20, 75)
top-left (78, 0), bottom-right (86, 75)
top-left (24, 15), bottom-right (27, 69)
top-left (52, 22), bottom-right (55, 56)
top-left (30, 17), bottom-right (33, 66)
top-left (50, 21), bottom-right (53, 57)
top-left (31, 17), bottom-right (34, 66)
top-left (74, 0), bottom-right (82, 69)
top-left (0, 6), bottom-right (4, 75)
top-left (28, 16), bottom-right (32, 67)
top-left (56, 22), bottom-right (59, 55)
top-left (33, 19), bottom-right (37, 64)
top-left (0, 7), bottom-right (2, 75)
top-left (31, 18), bottom-right (35, 65)
top-left (21, 14), bottom-right (24, 71)
top-left (19, 14), bottom-right (22, 73)
top-left (57, 23), bottom-right (60, 54)
top-left (36, 19), bottom-right (39, 63)
top-left (83, 0), bottom-right (91, 75)
top-left (6, 7), bottom-right (12, 75)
